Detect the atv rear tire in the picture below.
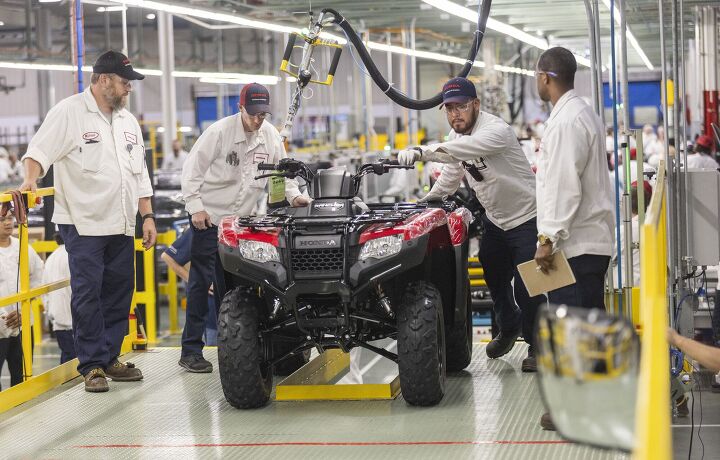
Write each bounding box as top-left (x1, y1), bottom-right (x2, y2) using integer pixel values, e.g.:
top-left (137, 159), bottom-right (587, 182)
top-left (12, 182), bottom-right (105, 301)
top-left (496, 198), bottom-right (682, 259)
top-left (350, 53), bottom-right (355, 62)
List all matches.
top-left (218, 287), bottom-right (272, 409)
top-left (445, 280), bottom-right (473, 372)
top-left (397, 280), bottom-right (446, 406)
top-left (273, 344), bottom-right (311, 376)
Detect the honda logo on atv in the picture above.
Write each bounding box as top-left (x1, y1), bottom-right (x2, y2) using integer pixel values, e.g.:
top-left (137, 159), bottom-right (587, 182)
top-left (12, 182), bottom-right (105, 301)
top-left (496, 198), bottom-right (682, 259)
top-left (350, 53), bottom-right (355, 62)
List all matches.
top-left (295, 235), bottom-right (341, 248)
top-left (313, 201), bottom-right (345, 211)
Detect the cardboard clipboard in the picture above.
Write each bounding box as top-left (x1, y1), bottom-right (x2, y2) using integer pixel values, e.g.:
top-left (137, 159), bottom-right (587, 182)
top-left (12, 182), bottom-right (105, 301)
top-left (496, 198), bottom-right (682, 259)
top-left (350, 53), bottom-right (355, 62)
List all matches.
top-left (517, 250), bottom-right (576, 297)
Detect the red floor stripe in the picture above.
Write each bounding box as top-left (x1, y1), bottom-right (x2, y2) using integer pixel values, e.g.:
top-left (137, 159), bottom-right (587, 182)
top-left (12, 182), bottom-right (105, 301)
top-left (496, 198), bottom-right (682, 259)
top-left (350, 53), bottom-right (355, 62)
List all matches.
top-left (73, 440), bottom-right (569, 449)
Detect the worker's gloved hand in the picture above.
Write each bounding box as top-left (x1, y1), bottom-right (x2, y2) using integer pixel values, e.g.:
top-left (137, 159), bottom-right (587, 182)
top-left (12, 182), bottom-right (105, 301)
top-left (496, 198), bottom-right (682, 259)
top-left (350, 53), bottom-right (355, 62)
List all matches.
top-left (397, 148), bottom-right (421, 166)
top-left (5, 311), bottom-right (20, 329)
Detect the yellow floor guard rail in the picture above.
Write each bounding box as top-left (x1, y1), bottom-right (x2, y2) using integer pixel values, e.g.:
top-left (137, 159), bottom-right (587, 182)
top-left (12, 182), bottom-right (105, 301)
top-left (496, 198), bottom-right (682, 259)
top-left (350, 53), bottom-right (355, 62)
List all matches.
top-left (633, 162), bottom-right (670, 460)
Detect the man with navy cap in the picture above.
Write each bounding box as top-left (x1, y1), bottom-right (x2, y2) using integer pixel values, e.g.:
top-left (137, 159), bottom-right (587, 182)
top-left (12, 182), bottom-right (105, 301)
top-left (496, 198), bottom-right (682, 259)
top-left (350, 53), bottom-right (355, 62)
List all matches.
top-left (20, 50), bottom-right (155, 392)
top-left (179, 83), bottom-right (309, 373)
top-left (398, 77), bottom-right (543, 371)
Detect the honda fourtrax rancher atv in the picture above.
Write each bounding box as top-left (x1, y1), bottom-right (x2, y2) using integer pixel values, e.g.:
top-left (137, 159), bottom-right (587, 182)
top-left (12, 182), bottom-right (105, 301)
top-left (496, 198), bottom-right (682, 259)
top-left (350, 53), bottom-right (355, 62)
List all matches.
top-left (216, 158), bottom-right (474, 409)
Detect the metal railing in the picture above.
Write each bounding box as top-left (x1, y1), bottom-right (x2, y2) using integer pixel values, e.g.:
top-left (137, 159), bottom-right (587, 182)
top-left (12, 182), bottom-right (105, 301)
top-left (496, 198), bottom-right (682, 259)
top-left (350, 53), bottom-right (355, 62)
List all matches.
top-left (633, 162), bottom-right (670, 460)
top-left (0, 187), bottom-right (182, 379)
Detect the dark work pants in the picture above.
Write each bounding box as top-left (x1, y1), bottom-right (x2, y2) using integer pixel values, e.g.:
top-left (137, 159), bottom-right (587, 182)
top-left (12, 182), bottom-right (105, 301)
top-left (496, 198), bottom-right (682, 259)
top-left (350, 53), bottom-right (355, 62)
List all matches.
top-left (59, 225), bottom-right (134, 376)
top-left (55, 330), bottom-right (77, 364)
top-left (181, 222), bottom-right (226, 358)
top-left (0, 335), bottom-right (23, 390)
top-left (478, 215), bottom-right (545, 347)
top-left (547, 254), bottom-right (611, 310)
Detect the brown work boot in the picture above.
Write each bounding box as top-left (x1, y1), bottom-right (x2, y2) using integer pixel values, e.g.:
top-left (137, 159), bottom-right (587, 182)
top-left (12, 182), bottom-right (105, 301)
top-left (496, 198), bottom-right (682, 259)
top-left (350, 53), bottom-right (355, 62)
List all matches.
top-left (84, 368), bottom-right (109, 393)
top-left (105, 359), bottom-right (143, 381)
top-left (540, 412), bottom-right (556, 431)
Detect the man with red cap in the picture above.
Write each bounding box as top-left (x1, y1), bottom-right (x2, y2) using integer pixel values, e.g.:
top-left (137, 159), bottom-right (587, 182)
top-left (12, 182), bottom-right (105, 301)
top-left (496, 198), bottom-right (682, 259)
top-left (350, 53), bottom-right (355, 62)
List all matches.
top-left (686, 135), bottom-right (718, 170)
top-left (179, 83), bottom-right (309, 373)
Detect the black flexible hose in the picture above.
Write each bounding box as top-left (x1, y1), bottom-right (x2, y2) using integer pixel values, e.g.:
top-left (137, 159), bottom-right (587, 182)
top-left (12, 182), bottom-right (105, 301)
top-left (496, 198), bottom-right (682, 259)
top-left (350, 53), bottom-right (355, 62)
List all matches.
top-left (321, 2), bottom-right (492, 110)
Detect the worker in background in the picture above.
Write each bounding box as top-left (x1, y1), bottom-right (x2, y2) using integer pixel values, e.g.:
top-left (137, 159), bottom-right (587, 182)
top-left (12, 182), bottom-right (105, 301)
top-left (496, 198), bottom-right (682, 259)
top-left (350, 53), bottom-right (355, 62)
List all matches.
top-left (160, 229), bottom-right (217, 346)
top-left (20, 50), bottom-right (156, 392)
top-left (0, 213), bottom-right (44, 390)
top-left (645, 126), bottom-right (667, 167)
top-left (641, 124), bottom-right (657, 151)
top-left (42, 232), bottom-right (75, 364)
top-left (161, 139), bottom-right (189, 171)
top-left (618, 147), bottom-right (655, 189)
top-left (612, 181), bottom-right (652, 286)
top-left (533, 47), bottom-right (615, 430)
top-left (685, 134), bottom-right (718, 169)
top-left (180, 83), bottom-right (309, 373)
top-left (398, 77), bottom-right (543, 372)
top-left (0, 147), bottom-right (10, 183)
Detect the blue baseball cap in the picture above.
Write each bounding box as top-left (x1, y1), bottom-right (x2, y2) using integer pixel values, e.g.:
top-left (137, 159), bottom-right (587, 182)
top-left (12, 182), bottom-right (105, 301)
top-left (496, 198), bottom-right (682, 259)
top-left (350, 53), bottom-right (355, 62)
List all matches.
top-left (441, 77), bottom-right (477, 107)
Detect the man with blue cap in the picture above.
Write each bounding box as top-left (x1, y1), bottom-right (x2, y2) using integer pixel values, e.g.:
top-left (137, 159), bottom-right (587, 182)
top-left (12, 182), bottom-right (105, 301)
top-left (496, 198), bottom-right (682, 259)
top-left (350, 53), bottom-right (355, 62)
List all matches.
top-left (398, 77), bottom-right (542, 371)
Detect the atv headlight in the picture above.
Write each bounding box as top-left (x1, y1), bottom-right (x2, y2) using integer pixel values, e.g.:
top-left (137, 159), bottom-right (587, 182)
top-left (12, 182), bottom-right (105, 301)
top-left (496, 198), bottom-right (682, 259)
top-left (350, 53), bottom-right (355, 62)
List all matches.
top-left (359, 234), bottom-right (403, 260)
top-left (238, 240), bottom-right (280, 263)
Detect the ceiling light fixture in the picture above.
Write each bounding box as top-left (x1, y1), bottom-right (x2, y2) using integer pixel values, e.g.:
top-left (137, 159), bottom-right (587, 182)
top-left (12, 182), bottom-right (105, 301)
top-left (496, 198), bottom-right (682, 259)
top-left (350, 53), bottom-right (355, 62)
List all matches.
top-left (107, 0), bottom-right (535, 75)
top-left (97, 6), bottom-right (127, 12)
top-left (421, 0), bottom-right (593, 68)
top-left (600, 0), bottom-right (654, 70)
top-left (0, 61), bottom-right (282, 82)
top-left (199, 76), bottom-right (279, 85)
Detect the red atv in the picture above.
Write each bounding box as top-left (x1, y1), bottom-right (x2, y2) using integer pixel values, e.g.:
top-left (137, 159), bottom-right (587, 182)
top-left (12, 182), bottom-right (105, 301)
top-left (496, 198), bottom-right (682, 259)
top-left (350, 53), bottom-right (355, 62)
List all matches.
top-left (217, 158), bottom-right (473, 408)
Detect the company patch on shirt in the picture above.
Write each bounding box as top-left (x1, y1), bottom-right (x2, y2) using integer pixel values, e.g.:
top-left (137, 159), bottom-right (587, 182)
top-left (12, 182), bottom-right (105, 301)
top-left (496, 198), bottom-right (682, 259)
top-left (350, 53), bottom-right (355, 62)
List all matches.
top-left (124, 132), bottom-right (138, 144)
top-left (82, 132), bottom-right (100, 144)
top-left (253, 152), bottom-right (269, 164)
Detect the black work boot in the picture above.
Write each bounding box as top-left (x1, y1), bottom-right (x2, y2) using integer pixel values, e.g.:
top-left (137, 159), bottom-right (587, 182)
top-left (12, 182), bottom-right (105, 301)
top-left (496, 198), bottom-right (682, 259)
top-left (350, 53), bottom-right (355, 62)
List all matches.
top-left (486, 328), bottom-right (521, 359)
top-left (521, 347), bottom-right (537, 373)
top-left (179, 355), bottom-right (213, 373)
top-left (540, 412), bottom-right (556, 431)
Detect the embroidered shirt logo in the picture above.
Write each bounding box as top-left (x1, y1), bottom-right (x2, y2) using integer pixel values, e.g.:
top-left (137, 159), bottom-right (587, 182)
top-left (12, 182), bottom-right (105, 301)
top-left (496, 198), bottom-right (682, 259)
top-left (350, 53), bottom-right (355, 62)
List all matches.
top-left (226, 151), bottom-right (239, 166)
top-left (82, 132), bottom-right (100, 144)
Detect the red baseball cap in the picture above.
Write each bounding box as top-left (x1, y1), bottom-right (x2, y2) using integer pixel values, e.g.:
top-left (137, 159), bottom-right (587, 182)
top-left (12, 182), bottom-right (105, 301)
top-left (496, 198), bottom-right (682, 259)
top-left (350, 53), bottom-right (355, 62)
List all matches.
top-left (631, 180), bottom-right (653, 199)
top-left (239, 83), bottom-right (271, 115)
top-left (696, 134), bottom-right (713, 149)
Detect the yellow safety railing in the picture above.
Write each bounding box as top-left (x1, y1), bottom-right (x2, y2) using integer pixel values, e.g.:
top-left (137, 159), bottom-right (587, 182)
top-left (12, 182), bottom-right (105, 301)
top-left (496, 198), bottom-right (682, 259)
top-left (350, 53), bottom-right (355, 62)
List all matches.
top-left (0, 188), bottom-right (182, 379)
top-left (633, 162), bottom-right (670, 460)
top-left (0, 187), bottom-right (64, 379)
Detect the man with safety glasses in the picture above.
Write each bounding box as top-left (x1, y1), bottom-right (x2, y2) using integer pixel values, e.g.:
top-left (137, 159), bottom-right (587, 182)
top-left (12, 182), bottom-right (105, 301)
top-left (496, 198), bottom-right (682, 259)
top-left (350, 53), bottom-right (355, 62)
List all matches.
top-left (533, 47), bottom-right (614, 431)
top-left (179, 83), bottom-right (309, 373)
top-left (398, 77), bottom-right (543, 372)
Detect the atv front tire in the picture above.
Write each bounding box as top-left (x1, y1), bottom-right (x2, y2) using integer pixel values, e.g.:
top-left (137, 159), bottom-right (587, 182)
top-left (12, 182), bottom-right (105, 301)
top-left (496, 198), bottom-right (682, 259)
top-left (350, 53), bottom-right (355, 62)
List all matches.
top-left (218, 287), bottom-right (272, 409)
top-left (397, 280), bottom-right (446, 406)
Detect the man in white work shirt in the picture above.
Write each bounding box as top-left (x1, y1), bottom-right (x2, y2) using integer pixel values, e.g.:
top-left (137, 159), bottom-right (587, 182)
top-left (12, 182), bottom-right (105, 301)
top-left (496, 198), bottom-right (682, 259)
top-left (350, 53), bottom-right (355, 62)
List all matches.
top-left (161, 139), bottom-right (189, 171)
top-left (398, 77), bottom-right (544, 371)
top-left (179, 83), bottom-right (309, 373)
top-left (21, 51), bottom-right (156, 393)
top-left (533, 47), bottom-right (615, 430)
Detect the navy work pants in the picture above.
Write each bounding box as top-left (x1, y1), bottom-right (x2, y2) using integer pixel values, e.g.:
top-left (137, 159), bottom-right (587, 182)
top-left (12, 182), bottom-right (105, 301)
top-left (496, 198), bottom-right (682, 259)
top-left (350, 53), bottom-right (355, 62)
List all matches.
top-left (181, 221), bottom-right (226, 358)
top-left (55, 329), bottom-right (77, 364)
top-left (59, 225), bottom-right (134, 376)
top-left (548, 254), bottom-right (611, 310)
top-left (479, 215), bottom-right (545, 347)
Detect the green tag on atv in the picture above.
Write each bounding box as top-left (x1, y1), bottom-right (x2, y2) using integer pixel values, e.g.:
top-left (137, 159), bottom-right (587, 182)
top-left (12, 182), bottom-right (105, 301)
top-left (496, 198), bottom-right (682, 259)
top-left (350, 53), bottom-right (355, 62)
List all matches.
top-left (268, 174), bottom-right (286, 205)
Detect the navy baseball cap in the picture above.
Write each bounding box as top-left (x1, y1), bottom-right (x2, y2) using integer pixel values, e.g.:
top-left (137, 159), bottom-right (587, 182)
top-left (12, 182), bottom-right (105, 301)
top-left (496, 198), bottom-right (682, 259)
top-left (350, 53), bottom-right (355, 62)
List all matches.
top-left (92, 50), bottom-right (145, 80)
top-left (240, 83), bottom-right (271, 115)
top-left (441, 77), bottom-right (477, 107)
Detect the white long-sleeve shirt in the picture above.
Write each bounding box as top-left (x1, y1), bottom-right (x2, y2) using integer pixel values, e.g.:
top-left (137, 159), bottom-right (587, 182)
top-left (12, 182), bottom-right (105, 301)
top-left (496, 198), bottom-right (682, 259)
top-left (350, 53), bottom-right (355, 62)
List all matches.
top-left (420, 111), bottom-right (537, 231)
top-left (686, 153), bottom-right (719, 170)
top-left (24, 87), bottom-right (153, 237)
top-left (536, 90), bottom-right (615, 259)
top-left (161, 150), bottom-right (189, 171)
top-left (182, 115), bottom-right (302, 225)
top-left (42, 245), bottom-right (72, 331)
top-left (0, 237), bottom-right (44, 338)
